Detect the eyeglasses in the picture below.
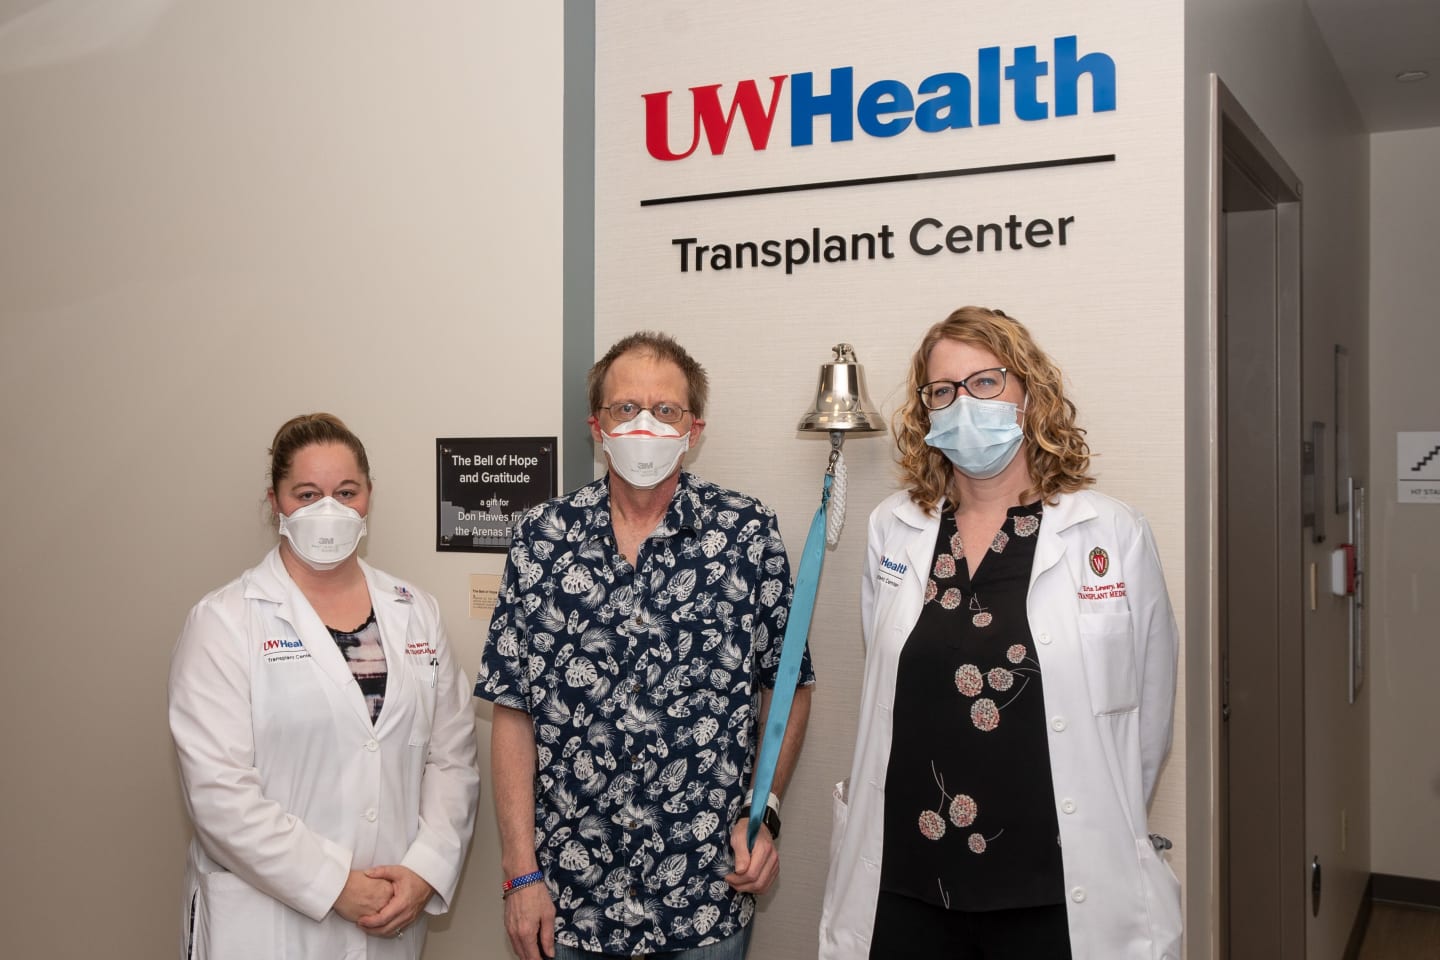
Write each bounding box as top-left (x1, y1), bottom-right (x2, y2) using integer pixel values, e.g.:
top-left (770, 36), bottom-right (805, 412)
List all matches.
top-left (599, 401), bottom-right (691, 425)
top-left (917, 367), bottom-right (1008, 410)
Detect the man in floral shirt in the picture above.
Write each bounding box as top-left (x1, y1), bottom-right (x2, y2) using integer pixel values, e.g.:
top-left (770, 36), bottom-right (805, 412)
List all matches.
top-left (477, 332), bottom-right (816, 960)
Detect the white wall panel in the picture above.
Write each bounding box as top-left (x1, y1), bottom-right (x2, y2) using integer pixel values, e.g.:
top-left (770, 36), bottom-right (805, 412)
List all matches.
top-left (0, 4), bottom-right (562, 957)
top-left (597, 4), bottom-right (1186, 956)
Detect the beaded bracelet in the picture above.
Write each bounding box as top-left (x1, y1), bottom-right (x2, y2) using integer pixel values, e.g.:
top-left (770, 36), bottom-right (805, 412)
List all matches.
top-left (502, 870), bottom-right (544, 898)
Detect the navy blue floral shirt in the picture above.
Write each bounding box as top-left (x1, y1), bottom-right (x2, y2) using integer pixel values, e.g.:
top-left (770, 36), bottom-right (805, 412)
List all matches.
top-left (475, 473), bottom-right (815, 955)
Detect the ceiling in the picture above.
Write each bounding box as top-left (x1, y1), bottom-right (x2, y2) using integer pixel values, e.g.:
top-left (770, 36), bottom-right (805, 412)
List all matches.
top-left (1306, 0), bottom-right (1440, 132)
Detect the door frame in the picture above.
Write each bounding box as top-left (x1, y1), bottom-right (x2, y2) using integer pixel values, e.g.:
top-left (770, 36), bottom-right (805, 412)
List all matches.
top-left (1203, 74), bottom-right (1305, 960)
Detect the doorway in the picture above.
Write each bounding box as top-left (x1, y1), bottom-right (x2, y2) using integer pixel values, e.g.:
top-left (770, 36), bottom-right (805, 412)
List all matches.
top-left (1212, 77), bottom-right (1305, 960)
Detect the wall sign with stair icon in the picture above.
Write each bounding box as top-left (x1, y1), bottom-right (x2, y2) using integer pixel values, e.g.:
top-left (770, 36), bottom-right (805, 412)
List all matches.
top-left (1397, 431), bottom-right (1440, 503)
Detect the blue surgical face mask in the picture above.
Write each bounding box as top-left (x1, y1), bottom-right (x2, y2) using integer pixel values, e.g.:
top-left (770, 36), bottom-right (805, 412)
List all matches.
top-left (924, 395), bottom-right (1026, 479)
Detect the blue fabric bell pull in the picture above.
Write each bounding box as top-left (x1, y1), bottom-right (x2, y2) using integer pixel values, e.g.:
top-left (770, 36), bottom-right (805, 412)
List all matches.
top-left (747, 472), bottom-right (832, 849)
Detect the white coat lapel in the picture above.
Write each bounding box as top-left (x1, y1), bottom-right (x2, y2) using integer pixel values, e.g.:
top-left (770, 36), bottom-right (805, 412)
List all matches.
top-left (253, 547), bottom-right (378, 728)
top-left (365, 562), bottom-right (416, 732)
top-left (897, 497), bottom-right (941, 587)
top-left (1031, 492), bottom-right (1097, 587)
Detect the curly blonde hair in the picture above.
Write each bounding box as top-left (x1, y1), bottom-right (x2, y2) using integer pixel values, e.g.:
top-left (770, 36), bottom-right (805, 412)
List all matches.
top-left (895, 306), bottom-right (1094, 512)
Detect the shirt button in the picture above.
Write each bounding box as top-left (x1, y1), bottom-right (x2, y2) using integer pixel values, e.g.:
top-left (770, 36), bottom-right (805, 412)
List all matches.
top-left (631, 754), bottom-right (643, 766)
top-left (365, 739), bottom-right (379, 752)
top-left (627, 819), bottom-right (638, 830)
top-left (1061, 798), bottom-right (1077, 814)
top-left (1037, 632), bottom-right (1051, 644)
top-left (1051, 716), bottom-right (1068, 732)
top-left (627, 886), bottom-right (637, 897)
top-left (364, 808), bottom-right (378, 823)
top-left (632, 614), bottom-right (643, 626)
top-left (1071, 886), bottom-right (1087, 903)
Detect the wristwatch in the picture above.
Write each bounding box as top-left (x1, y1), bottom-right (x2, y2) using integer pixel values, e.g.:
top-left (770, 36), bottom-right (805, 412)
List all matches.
top-left (739, 803), bottom-right (782, 840)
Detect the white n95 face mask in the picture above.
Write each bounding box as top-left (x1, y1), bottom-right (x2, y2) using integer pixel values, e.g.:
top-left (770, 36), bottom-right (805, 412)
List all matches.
top-left (924, 395), bottom-right (1026, 480)
top-left (601, 410), bottom-right (690, 490)
top-left (277, 496), bottom-right (367, 570)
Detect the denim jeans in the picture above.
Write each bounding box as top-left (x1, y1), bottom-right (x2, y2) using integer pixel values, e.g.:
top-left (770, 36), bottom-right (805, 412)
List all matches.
top-left (553, 922), bottom-right (753, 960)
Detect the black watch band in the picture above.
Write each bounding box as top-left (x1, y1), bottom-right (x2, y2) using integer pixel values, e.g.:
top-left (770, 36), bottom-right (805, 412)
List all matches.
top-left (739, 803), bottom-right (782, 840)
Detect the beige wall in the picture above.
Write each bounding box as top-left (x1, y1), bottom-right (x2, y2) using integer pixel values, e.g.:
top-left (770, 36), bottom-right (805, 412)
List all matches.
top-left (0, 3), bottom-right (561, 957)
top-left (1367, 124), bottom-right (1440, 884)
top-left (0, 3), bottom-right (1392, 959)
top-left (1183, 1), bottom-right (1371, 957)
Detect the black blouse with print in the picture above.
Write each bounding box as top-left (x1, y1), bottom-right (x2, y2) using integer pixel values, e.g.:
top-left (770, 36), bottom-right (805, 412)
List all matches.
top-left (878, 501), bottom-right (1066, 912)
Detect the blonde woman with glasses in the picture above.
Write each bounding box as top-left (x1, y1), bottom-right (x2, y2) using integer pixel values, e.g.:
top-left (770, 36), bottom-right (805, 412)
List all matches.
top-left (820, 307), bottom-right (1180, 960)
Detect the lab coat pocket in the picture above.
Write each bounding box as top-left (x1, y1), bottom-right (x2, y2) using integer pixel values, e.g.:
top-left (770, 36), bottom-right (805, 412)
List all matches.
top-left (194, 871), bottom-right (279, 959)
top-left (828, 779), bottom-right (850, 868)
top-left (400, 733), bottom-right (430, 828)
top-left (407, 670), bottom-right (436, 746)
top-left (1135, 837), bottom-right (1183, 959)
top-left (1077, 613), bottom-right (1139, 714)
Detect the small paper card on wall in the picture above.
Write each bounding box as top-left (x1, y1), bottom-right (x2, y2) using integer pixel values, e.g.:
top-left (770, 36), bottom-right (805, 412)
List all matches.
top-left (1398, 431), bottom-right (1440, 503)
top-left (470, 573), bottom-right (501, 621)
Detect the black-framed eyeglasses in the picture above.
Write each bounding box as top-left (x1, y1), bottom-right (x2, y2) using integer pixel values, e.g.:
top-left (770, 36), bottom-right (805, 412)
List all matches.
top-left (599, 401), bottom-right (691, 425)
top-left (917, 367), bottom-right (1008, 410)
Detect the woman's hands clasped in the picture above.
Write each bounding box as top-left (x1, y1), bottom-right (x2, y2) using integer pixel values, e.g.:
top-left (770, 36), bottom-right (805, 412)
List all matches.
top-left (333, 865), bottom-right (435, 939)
top-left (357, 865), bottom-right (435, 939)
top-left (333, 869), bottom-right (395, 922)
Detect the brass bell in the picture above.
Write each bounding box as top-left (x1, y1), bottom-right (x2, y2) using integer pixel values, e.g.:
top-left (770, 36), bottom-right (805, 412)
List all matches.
top-left (797, 343), bottom-right (884, 433)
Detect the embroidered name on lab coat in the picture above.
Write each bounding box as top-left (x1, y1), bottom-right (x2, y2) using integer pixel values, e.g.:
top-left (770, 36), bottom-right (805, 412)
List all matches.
top-left (1077, 581), bottom-right (1127, 601)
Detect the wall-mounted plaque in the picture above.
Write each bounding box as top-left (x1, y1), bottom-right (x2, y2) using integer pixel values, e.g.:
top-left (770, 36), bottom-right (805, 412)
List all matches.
top-left (436, 437), bottom-right (557, 553)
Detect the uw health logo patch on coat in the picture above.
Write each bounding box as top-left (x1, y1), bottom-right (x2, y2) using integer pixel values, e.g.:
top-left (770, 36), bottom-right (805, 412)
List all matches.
top-left (1088, 547), bottom-right (1110, 577)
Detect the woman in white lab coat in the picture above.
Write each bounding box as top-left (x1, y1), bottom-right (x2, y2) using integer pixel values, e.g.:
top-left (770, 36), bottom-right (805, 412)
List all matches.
top-left (169, 413), bottom-right (480, 959)
top-left (819, 308), bottom-right (1180, 960)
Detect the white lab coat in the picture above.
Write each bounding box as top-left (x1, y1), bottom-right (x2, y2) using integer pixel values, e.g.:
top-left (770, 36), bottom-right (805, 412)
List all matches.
top-left (819, 489), bottom-right (1181, 960)
top-left (169, 547), bottom-right (480, 960)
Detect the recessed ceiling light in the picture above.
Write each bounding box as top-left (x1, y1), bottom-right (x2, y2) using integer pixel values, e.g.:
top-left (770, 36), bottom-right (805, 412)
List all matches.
top-left (1395, 69), bottom-right (1430, 83)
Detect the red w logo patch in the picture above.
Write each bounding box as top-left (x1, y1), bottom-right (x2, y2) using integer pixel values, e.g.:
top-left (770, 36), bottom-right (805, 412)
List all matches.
top-left (1088, 547), bottom-right (1109, 578)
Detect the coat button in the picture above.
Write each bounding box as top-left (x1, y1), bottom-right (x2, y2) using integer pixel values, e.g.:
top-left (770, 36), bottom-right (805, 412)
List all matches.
top-left (1051, 716), bottom-right (1068, 732)
top-left (364, 808), bottom-right (378, 823)
top-left (1071, 886), bottom-right (1087, 903)
top-left (365, 739), bottom-right (379, 752)
top-left (1061, 798), bottom-right (1077, 814)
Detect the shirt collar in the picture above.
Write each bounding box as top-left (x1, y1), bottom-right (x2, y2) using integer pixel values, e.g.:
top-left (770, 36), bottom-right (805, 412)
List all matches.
top-left (663, 471), bottom-right (705, 538)
top-left (581, 472), bottom-right (705, 549)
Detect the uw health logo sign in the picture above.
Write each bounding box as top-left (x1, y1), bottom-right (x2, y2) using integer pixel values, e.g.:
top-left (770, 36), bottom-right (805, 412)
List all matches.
top-left (262, 636), bottom-right (310, 663)
top-left (643, 35), bottom-right (1116, 162)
